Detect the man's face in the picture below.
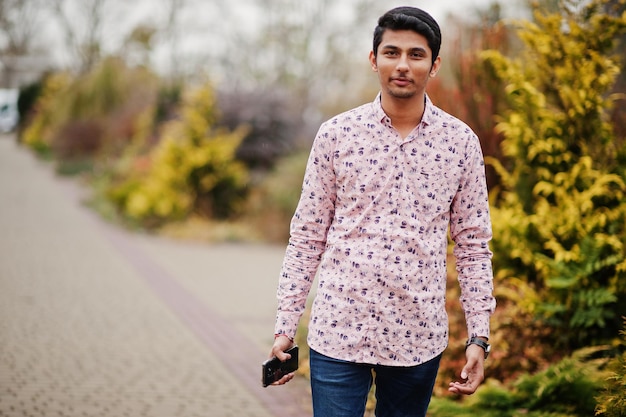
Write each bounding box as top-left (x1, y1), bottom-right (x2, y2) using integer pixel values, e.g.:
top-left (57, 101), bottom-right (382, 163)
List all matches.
top-left (369, 29), bottom-right (441, 101)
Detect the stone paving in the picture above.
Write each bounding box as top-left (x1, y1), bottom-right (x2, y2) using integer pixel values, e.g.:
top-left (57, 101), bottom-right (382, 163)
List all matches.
top-left (0, 135), bottom-right (312, 417)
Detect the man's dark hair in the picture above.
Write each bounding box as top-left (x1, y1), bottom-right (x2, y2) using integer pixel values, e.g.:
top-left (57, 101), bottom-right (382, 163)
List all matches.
top-left (373, 7), bottom-right (441, 64)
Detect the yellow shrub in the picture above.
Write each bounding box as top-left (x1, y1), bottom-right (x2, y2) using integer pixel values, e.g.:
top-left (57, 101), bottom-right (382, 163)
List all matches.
top-left (485, 0), bottom-right (626, 354)
top-left (21, 72), bottom-right (72, 153)
top-left (110, 82), bottom-right (249, 225)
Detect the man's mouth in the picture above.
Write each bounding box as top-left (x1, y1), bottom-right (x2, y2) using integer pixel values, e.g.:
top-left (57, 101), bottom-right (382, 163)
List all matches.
top-left (391, 77), bottom-right (412, 87)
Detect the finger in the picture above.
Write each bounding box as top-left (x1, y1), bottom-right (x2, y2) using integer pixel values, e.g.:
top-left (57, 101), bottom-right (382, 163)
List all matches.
top-left (272, 345), bottom-right (292, 362)
top-left (449, 369), bottom-right (483, 395)
top-left (270, 338), bottom-right (294, 359)
top-left (270, 372), bottom-right (295, 386)
top-left (270, 343), bottom-right (292, 360)
top-left (448, 381), bottom-right (477, 395)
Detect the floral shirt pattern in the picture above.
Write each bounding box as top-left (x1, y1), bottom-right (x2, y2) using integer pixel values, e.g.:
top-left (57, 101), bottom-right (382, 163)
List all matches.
top-left (275, 95), bottom-right (496, 366)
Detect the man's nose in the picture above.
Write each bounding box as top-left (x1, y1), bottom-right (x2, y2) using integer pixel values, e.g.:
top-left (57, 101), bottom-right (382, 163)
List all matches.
top-left (396, 54), bottom-right (410, 71)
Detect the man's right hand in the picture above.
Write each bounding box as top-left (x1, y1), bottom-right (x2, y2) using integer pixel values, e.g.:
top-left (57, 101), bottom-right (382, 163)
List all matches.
top-left (268, 335), bottom-right (296, 386)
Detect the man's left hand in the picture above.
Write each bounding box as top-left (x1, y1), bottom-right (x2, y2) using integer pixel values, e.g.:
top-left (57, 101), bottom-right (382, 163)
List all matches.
top-left (448, 344), bottom-right (485, 395)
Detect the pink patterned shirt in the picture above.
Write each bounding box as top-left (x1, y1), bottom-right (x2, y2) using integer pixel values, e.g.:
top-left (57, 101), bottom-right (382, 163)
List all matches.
top-left (275, 94), bottom-right (495, 366)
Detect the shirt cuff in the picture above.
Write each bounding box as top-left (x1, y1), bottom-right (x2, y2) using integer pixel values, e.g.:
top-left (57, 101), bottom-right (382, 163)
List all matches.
top-left (466, 313), bottom-right (491, 340)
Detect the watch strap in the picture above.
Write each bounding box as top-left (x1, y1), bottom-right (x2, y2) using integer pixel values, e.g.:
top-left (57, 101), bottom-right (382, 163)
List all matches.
top-left (466, 337), bottom-right (490, 359)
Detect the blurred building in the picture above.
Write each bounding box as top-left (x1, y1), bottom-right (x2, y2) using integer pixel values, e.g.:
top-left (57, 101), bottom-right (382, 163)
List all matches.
top-left (0, 54), bottom-right (50, 89)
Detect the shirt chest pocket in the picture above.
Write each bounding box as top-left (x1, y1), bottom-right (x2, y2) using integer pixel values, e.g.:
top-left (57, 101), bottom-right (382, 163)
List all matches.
top-left (408, 167), bottom-right (458, 215)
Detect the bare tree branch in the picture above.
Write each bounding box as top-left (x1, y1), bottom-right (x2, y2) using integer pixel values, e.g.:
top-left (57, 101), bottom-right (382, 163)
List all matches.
top-left (0, 0), bottom-right (45, 86)
top-left (47, 0), bottom-right (127, 73)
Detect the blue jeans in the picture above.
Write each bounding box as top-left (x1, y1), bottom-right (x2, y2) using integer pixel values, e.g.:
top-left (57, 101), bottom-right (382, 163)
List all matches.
top-left (309, 349), bottom-right (441, 417)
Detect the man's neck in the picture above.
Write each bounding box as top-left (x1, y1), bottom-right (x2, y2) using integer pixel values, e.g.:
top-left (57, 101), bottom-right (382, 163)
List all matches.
top-left (380, 93), bottom-right (426, 138)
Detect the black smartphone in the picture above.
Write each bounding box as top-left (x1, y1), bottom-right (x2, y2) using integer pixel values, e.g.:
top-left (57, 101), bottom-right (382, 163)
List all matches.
top-left (262, 345), bottom-right (299, 387)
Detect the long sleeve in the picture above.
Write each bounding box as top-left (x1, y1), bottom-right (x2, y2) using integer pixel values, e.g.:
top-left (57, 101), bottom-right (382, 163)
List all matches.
top-left (449, 132), bottom-right (496, 339)
top-left (274, 123), bottom-right (338, 339)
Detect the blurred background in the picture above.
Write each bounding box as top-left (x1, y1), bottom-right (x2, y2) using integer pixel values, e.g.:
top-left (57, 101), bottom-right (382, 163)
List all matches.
top-left (1, 0), bottom-right (626, 415)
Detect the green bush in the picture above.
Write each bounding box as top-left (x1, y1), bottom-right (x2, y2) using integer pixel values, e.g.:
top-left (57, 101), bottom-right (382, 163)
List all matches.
top-left (21, 72), bottom-right (72, 156)
top-left (108, 82), bottom-right (249, 226)
top-left (484, 0), bottom-right (626, 354)
top-left (21, 57), bottom-right (160, 165)
top-left (17, 78), bottom-right (45, 130)
top-left (243, 151), bottom-right (308, 243)
top-left (429, 347), bottom-right (609, 417)
top-left (595, 318), bottom-right (626, 416)
top-left (513, 348), bottom-right (606, 415)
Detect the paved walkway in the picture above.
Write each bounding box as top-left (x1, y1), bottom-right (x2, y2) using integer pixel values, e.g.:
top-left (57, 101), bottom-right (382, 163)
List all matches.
top-left (0, 134), bottom-right (313, 417)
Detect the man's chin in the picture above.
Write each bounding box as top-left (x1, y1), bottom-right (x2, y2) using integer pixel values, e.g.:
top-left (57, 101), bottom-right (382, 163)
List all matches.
top-left (388, 89), bottom-right (416, 99)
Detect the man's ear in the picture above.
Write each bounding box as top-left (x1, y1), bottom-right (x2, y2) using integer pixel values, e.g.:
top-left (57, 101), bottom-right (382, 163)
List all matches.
top-left (369, 51), bottom-right (378, 72)
top-left (430, 56), bottom-right (442, 77)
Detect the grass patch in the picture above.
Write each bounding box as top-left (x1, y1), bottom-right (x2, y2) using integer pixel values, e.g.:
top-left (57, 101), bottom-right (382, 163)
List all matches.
top-left (158, 215), bottom-right (263, 243)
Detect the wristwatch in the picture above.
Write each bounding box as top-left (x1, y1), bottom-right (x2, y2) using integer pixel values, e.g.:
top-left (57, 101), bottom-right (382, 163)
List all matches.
top-left (466, 337), bottom-right (491, 359)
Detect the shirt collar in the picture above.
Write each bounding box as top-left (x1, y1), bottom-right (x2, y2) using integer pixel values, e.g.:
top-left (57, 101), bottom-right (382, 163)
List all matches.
top-left (373, 93), bottom-right (438, 127)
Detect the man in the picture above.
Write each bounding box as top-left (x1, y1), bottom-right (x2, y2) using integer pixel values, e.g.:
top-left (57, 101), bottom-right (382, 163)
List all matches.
top-left (269, 6), bottom-right (496, 417)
